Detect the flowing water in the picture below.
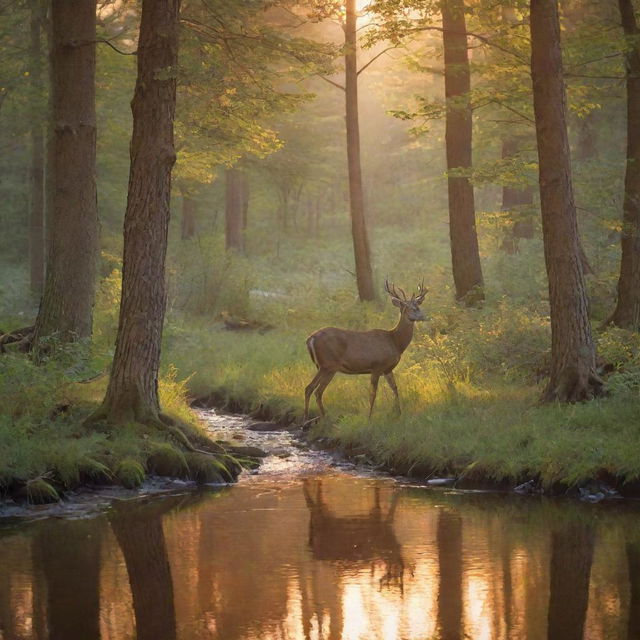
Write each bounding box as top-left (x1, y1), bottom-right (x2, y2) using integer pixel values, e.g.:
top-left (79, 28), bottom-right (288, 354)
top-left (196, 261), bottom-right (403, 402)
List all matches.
top-left (1, 410), bottom-right (640, 640)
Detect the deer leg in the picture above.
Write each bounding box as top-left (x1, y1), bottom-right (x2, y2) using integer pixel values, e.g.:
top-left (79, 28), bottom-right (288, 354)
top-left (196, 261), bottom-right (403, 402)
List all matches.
top-left (314, 371), bottom-right (336, 418)
top-left (304, 369), bottom-right (325, 422)
top-left (384, 372), bottom-right (401, 415)
top-left (369, 373), bottom-right (380, 420)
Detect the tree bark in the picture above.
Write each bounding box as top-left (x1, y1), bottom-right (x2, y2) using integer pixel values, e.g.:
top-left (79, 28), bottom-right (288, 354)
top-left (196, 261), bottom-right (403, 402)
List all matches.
top-left (29, 2), bottom-right (45, 298)
top-left (437, 509), bottom-right (463, 640)
top-left (609, 0), bottom-right (640, 331)
top-left (442, 0), bottom-right (484, 305)
top-left (500, 137), bottom-right (534, 253)
top-left (180, 192), bottom-right (197, 239)
top-left (96, 0), bottom-right (181, 425)
top-left (240, 170), bottom-right (250, 231)
top-left (345, 0), bottom-right (376, 301)
top-left (32, 0), bottom-right (98, 345)
top-left (225, 168), bottom-right (244, 252)
top-left (547, 523), bottom-right (594, 640)
top-left (530, 0), bottom-right (603, 402)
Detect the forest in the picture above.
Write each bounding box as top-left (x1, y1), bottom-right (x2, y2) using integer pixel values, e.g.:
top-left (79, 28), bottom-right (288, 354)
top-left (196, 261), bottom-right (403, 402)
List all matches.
top-left (1, 0), bottom-right (640, 504)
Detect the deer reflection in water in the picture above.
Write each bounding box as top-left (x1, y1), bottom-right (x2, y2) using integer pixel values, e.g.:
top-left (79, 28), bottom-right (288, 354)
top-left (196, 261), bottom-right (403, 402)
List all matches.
top-left (302, 478), bottom-right (409, 592)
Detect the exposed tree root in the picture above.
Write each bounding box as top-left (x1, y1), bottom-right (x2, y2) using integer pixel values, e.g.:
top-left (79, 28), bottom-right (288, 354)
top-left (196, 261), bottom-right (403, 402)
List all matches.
top-left (542, 367), bottom-right (605, 403)
top-left (0, 326), bottom-right (34, 354)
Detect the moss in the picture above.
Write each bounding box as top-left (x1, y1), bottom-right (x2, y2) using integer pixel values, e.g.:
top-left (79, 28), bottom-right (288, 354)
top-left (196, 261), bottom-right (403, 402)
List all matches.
top-left (146, 441), bottom-right (189, 478)
top-left (184, 452), bottom-right (239, 483)
top-left (115, 458), bottom-right (146, 489)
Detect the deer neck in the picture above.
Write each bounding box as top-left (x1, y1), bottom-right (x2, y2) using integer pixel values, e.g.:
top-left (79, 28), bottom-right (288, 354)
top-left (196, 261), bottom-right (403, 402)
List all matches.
top-left (391, 311), bottom-right (414, 353)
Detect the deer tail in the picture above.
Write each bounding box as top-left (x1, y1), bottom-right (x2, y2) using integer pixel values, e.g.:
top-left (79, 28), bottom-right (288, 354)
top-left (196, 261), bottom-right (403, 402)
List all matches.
top-left (306, 336), bottom-right (320, 369)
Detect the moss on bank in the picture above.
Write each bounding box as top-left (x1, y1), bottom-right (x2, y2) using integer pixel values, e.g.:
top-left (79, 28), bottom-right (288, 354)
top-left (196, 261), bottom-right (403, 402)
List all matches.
top-left (0, 350), bottom-right (246, 504)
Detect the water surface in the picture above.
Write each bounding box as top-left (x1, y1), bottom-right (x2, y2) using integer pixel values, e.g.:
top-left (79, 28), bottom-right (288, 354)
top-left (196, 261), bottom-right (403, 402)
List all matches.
top-left (1, 410), bottom-right (639, 640)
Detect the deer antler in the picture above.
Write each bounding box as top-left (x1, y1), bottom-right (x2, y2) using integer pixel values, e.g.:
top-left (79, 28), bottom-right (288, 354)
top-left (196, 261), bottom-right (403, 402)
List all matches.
top-left (384, 278), bottom-right (407, 301)
top-left (414, 279), bottom-right (428, 304)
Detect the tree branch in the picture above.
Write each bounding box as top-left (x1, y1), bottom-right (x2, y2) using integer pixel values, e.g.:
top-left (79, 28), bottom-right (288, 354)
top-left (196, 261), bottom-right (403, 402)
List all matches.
top-left (357, 45), bottom-right (397, 75)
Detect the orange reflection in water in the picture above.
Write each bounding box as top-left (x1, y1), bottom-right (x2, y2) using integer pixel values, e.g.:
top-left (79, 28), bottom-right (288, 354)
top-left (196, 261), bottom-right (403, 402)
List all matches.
top-left (2, 475), bottom-right (640, 640)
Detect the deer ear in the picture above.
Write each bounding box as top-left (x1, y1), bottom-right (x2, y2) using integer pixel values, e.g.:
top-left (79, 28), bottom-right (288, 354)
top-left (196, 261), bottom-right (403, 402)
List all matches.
top-left (391, 297), bottom-right (403, 308)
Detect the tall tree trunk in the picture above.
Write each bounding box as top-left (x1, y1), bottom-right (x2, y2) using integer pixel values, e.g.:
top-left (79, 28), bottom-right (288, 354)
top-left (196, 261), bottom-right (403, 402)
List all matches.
top-left (436, 509), bottom-right (463, 640)
top-left (442, 0), bottom-right (484, 305)
top-left (345, 0), bottom-right (375, 301)
top-left (609, 0), bottom-right (640, 331)
top-left (94, 0), bottom-right (181, 425)
top-left (530, 0), bottom-right (603, 402)
top-left (33, 0), bottom-right (98, 345)
top-left (110, 503), bottom-right (177, 640)
top-left (240, 170), bottom-right (249, 231)
top-left (225, 168), bottom-right (244, 252)
top-left (29, 2), bottom-right (45, 298)
top-left (180, 192), bottom-right (197, 240)
top-left (547, 523), bottom-right (595, 640)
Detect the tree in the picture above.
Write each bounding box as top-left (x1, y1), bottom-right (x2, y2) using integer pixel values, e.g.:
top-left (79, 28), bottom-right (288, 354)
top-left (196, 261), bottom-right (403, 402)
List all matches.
top-left (225, 167), bottom-right (245, 252)
top-left (608, 0), bottom-right (640, 331)
top-left (345, 0), bottom-right (376, 301)
top-left (92, 0), bottom-right (180, 424)
top-left (442, 0), bottom-right (484, 304)
top-left (32, 0), bottom-right (99, 346)
top-left (530, 0), bottom-right (603, 402)
top-left (29, 1), bottom-right (45, 297)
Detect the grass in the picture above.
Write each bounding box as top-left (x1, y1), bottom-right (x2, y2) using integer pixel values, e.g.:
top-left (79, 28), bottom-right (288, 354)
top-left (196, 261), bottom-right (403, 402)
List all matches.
top-left (0, 347), bottom-right (241, 502)
top-left (1, 223), bottom-right (639, 499)
top-left (165, 306), bottom-right (640, 491)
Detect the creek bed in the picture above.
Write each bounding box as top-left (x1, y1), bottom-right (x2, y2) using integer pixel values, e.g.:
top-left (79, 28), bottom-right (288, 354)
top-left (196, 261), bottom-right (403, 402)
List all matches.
top-left (1, 409), bottom-right (640, 639)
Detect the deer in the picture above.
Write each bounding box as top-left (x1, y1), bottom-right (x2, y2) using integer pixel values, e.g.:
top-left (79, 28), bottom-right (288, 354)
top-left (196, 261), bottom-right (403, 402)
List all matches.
top-left (303, 279), bottom-right (427, 423)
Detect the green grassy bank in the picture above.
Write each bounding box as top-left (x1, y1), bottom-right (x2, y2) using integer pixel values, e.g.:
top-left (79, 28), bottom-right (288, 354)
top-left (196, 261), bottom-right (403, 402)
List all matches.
top-left (2, 226), bottom-right (640, 501)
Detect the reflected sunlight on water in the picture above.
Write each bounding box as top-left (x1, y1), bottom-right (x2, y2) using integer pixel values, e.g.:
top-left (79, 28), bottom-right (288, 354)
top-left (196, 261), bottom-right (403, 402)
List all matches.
top-left (2, 470), bottom-right (640, 640)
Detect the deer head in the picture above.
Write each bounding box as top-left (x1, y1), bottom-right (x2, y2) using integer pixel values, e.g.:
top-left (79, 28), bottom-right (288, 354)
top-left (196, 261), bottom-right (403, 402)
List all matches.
top-left (384, 279), bottom-right (428, 322)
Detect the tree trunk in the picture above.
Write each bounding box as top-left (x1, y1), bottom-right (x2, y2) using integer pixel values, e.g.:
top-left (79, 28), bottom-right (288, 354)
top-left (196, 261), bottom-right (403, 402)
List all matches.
top-left (180, 193), bottom-right (197, 239)
top-left (32, 0), bottom-right (98, 345)
top-left (240, 170), bottom-right (250, 231)
top-left (442, 0), bottom-right (484, 305)
top-left (29, 2), bottom-right (45, 298)
top-left (95, 0), bottom-right (181, 425)
top-left (609, 0), bottom-right (640, 331)
top-left (345, 0), bottom-right (375, 301)
top-left (530, 0), bottom-right (603, 402)
top-left (500, 137), bottom-right (534, 253)
top-left (547, 523), bottom-right (594, 640)
top-left (225, 168), bottom-right (244, 252)
top-left (437, 509), bottom-right (463, 640)
top-left (110, 503), bottom-right (177, 640)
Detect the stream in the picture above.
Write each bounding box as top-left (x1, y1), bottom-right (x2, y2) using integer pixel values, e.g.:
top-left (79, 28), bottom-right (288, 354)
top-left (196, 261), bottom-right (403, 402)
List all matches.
top-left (2, 409), bottom-right (640, 639)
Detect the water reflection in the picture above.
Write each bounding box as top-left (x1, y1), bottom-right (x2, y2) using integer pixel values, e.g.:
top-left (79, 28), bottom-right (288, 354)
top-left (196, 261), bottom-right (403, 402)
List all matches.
top-left (2, 477), bottom-right (640, 639)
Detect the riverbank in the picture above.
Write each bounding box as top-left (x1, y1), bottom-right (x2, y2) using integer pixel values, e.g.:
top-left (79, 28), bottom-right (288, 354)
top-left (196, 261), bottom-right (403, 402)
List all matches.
top-left (2, 296), bottom-right (640, 503)
top-left (0, 349), bottom-right (262, 505)
top-left (173, 321), bottom-right (640, 499)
